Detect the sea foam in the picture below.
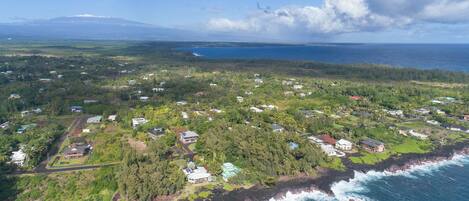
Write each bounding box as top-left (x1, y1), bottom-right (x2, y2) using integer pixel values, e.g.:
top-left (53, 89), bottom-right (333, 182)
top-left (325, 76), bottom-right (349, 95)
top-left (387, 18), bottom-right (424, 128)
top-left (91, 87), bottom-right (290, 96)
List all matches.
top-left (271, 154), bottom-right (469, 201)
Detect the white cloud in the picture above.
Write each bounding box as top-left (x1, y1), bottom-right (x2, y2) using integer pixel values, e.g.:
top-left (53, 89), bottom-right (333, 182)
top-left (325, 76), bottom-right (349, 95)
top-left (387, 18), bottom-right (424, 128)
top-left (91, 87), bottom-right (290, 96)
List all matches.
top-left (207, 0), bottom-right (469, 39)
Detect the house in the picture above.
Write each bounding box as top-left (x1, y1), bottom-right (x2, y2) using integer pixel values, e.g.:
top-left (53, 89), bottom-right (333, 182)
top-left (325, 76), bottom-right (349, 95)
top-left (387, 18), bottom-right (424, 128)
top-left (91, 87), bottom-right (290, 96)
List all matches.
top-left (32, 108), bottom-right (42, 114)
top-left (17, 124), bottom-right (37, 134)
top-left (71, 106), bottom-right (83, 113)
top-left (222, 163), bottom-right (240, 181)
top-left (132, 118), bottom-right (149, 129)
top-left (108, 115), bottom-right (117, 122)
top-left (415, 108), bottom-right (431, 115)
top-left (210, 109), bottom-right (223, 113)
top-left (320, 144), bottom-right (337, 156)
top-left (39, 78), bottom-right (52, 82)
top-left (176, 101), bottom-right (188, 106)
top-left (21, 110), bottom-right (31, 117)
top-left (463, 115), bottom-right (469, 121)
top-left (288, 142), bottom-right (299, 150)
top-left (385, 109), bottom-right (404, 117)
top-left (245, 91), bottom-right (253, 95)
top-left (0, 121), bottom-right (9, 129)
top-left (250, 107), bottom-right (263, 113)
top-left (152, 87), bottom-right (165, 92)
top-left (272, 124), bottom-right (285, 133)
top-left (128, 80), bottom-right (137, 85)
top-left (408, 130), bottom-right (428, 140)
top-left (87, 116), bottom-right (102, 124)
top-left (139, 96), bottom-right (149, 102)
top-left (148, 127), bottom-right (165, 140)
top-left (8, 94), bottom-right (21, 100)
top-left (254, 78), bottom-right (263, 84)
top-left (181, 112), bottom-right (189, 120)
top-left (10, 146), bottom-right (26, 167)
top-left (320, 134), bottom-right (336, 145)
top-left (63, 144), bottom-right (90, 159)
top-left (209, 83), bottom-right (217, 87)
top-left (236, 96), bottom-right (244, 103)
top-left (282, 80), bottom-right (293, 85)
top-left (82, 128), bottom-right (91, 133)
top-left (349, 96), bottom-right (363, 101)
top-left (83, 99), bottom-right (98, 104)
top-left (308, 136), bottom-right (323, 144)
top-left (183, 166), bottom-right (212, 183)
top-left (180, 131), bottom-right (199, 144)
top-left (261, 104), bottom-right (278, 110)
top-left (293, 85), bottom-right (303, 90)
top-left (360, 139), bottom-right (385, 153)
top-left (426, 120), bottom-right (440, 126)
top-left (336, 139), bottom-right (353, 151)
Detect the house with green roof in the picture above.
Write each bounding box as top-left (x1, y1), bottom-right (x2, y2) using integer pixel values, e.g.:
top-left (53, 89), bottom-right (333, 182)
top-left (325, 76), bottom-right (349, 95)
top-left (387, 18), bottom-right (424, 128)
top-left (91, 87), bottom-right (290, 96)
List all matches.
top-left (222, 162), bottom-right (240, 182)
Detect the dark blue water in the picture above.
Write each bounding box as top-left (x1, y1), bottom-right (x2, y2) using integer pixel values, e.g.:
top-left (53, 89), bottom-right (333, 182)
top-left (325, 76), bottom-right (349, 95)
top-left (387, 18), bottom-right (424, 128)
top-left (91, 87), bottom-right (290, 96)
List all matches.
top-left (275, 155), bottom-right (469, 201)
top-left (186, 44), bottom-right (469, 72)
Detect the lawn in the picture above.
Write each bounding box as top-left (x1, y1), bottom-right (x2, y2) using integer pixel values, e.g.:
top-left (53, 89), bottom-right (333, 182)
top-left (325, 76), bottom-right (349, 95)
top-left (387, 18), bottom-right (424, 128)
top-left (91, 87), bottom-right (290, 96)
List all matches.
top-left (349, 138), bottom-right (433, 165)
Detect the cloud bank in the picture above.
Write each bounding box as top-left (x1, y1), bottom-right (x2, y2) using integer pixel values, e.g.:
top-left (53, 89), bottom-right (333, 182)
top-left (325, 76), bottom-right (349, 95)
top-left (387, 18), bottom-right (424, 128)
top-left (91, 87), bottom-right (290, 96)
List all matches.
top-left (207, 0), bottom-right (469, 39)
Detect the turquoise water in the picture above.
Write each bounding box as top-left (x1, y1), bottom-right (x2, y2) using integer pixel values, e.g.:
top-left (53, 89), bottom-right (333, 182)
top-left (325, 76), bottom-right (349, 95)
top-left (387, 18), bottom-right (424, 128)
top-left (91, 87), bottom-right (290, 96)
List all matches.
top-left (185, 44), bottom-right (469, 72)
top-left (273, 155), bottom-right (469, 201)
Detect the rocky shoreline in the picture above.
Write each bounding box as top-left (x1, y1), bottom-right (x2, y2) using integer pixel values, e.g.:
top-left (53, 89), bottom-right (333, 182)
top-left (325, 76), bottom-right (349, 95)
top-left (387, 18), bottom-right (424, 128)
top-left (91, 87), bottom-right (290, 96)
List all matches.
top-left (211, 140), bottom-right (469, 201)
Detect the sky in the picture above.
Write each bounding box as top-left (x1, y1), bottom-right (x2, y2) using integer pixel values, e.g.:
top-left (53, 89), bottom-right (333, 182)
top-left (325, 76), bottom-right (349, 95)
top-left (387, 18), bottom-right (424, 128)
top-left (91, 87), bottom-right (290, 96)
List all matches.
top-left (2, 0), bottom-right (469, 43)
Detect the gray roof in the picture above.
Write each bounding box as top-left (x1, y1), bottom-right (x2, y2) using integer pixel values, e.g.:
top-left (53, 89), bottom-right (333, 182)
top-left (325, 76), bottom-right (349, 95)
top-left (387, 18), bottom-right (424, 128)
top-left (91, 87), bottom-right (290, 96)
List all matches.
top-left (361, 139), bottom-right (384, 147)
top-left (63, 145), bottom-right (89, 155)
top-left (182, 131), bottom-right (199, 138)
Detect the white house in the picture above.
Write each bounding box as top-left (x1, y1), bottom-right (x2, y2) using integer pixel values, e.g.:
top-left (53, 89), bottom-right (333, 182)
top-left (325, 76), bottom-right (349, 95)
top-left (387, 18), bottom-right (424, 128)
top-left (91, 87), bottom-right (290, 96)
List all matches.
top-left (11, 147), bottom-right (26, 167)
top-left (181, 112), bottom-right (189, 120)
top-left (139, 96), bottom-right (149, 102)
top-left (236, 96), bottom-right (244, 103)
top-left (183, 166), bottom-right (213, 184)
top-left (132, 118), bottom-right (149, 129)
top-left (408, 130), bottom-right (428, 140)
top-left (176, 101), bottom-right (188, 106)
top-left (9, 94), bottom-right (21, 99)
top-left (250, 107), bottom-right (263, 113)
top-left (180, 131), bottom-right (199, 144)
top-left (293, 85), bottom-right (303, 90)
top-left (254, 78), bottom-right (263, 84)
top-left (335, 139), bottom-right (353, 151)
top-left (108, 115), bottom-right (117, 122)
top-left (87, 116), bottom-right (103, 124)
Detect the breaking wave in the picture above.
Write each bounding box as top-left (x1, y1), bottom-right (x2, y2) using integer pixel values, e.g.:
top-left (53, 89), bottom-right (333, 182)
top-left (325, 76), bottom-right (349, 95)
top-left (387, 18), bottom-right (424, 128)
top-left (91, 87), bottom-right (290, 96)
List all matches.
top-left (271, 154), bottom-right (469, 201)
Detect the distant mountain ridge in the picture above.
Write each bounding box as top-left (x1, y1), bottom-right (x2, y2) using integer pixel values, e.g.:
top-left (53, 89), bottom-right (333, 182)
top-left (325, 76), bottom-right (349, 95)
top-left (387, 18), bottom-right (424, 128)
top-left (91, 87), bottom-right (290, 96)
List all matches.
top-left (0, 15), bottom-right (198, 41)
top-left (0, 15), bottom-right (285, 42)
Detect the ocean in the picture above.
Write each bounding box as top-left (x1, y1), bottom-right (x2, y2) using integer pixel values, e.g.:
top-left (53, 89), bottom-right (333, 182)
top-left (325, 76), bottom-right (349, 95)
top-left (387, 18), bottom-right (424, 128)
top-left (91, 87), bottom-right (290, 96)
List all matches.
top-left (185, 44), bottom-right (469, 72)
top-left (271, 155), bottom-right (469, 201)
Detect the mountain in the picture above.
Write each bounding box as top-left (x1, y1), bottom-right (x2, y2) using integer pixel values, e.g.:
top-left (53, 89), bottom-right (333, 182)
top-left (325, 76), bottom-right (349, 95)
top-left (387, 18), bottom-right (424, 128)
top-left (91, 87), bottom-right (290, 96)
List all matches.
top-left (0, 15), bottom-right (200, 41)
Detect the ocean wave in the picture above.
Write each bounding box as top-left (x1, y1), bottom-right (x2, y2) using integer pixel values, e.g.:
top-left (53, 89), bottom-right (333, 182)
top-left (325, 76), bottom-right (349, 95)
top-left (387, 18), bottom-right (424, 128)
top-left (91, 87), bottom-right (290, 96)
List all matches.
top-left (271, 154), bottom-right (469, 201)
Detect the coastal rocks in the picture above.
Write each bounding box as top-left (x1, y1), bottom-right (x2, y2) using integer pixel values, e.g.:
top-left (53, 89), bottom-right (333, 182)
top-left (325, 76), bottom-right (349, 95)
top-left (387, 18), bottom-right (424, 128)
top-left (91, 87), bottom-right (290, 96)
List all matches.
top-left (212, 141), bottom-right (469, 201)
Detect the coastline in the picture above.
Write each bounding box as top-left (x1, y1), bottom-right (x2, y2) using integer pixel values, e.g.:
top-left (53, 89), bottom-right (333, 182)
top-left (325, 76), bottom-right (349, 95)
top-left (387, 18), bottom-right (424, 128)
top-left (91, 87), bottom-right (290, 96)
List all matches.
top-left (212, 140), bottom-right (469, 201)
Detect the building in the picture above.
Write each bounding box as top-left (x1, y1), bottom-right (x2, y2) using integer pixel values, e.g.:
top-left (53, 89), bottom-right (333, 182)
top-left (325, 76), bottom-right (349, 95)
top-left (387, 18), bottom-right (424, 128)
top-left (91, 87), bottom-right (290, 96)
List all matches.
top-left (222, 163), bottom-right (241, 181)
top-left (132, 118), bottom-right (149, 129)
top-left (293, 85), bottom-right (303, 90)
top-left (0, 121), bottom-right (10, 129)
top-left (176, 101), bottom-right (188, 106)
top-left (236, 96), bottom-right (244, 103)
top-left (63, 144), bottom-right (90, 159)
top-left (463, 115), bottom-right (469, 121)
top-left (272, 124), bottom-right (285, 133)
top-left (17, 124), bottom-right (37, 134)
top-left (181, 112), bottom-right (189, 120)
top-left (349, 96), bottom-right (363, 101)
top-left (108, 115), bottom-right (117, 122)
top-left (183, 166), bottom-right (212, 184)
top-left (320, 144), bottom-right (337, 156)
top-left (408, 130), bottom-right (428, 140)
top-left (87, 116), bottom-right (103, 124)
top-left (254, 78), bottom-right (263, 84)
top-left (180, 131), bottom-right (199, 144)
top-left (250, 107), bottom-right (263, 113)
top-left (10, 146), bottom-right (26, 167)
top-left (83, 99), bottom-right (99, 104)
top-left (360, 139), bottom-right (385, 153)
top-left (288, 142), bottom-right (299, 150)
top-left (320, 134), bottom-right (336, 145)
top-left (308, 136), bottom-right (323, 144)
top-left (336, 139), bottom-right (353, 151)
top-left (71, 106), bottom-right (83, 113)
top-left (148, 127), bottom-right (165, 140)
top-left (9, 94), bottom-right (21, 100)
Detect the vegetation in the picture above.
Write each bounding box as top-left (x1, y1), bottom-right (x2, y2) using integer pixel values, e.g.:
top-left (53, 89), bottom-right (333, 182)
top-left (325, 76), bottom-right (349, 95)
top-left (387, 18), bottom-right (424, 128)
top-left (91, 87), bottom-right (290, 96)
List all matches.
top-left (0, 41), bottom-right (467, 200)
